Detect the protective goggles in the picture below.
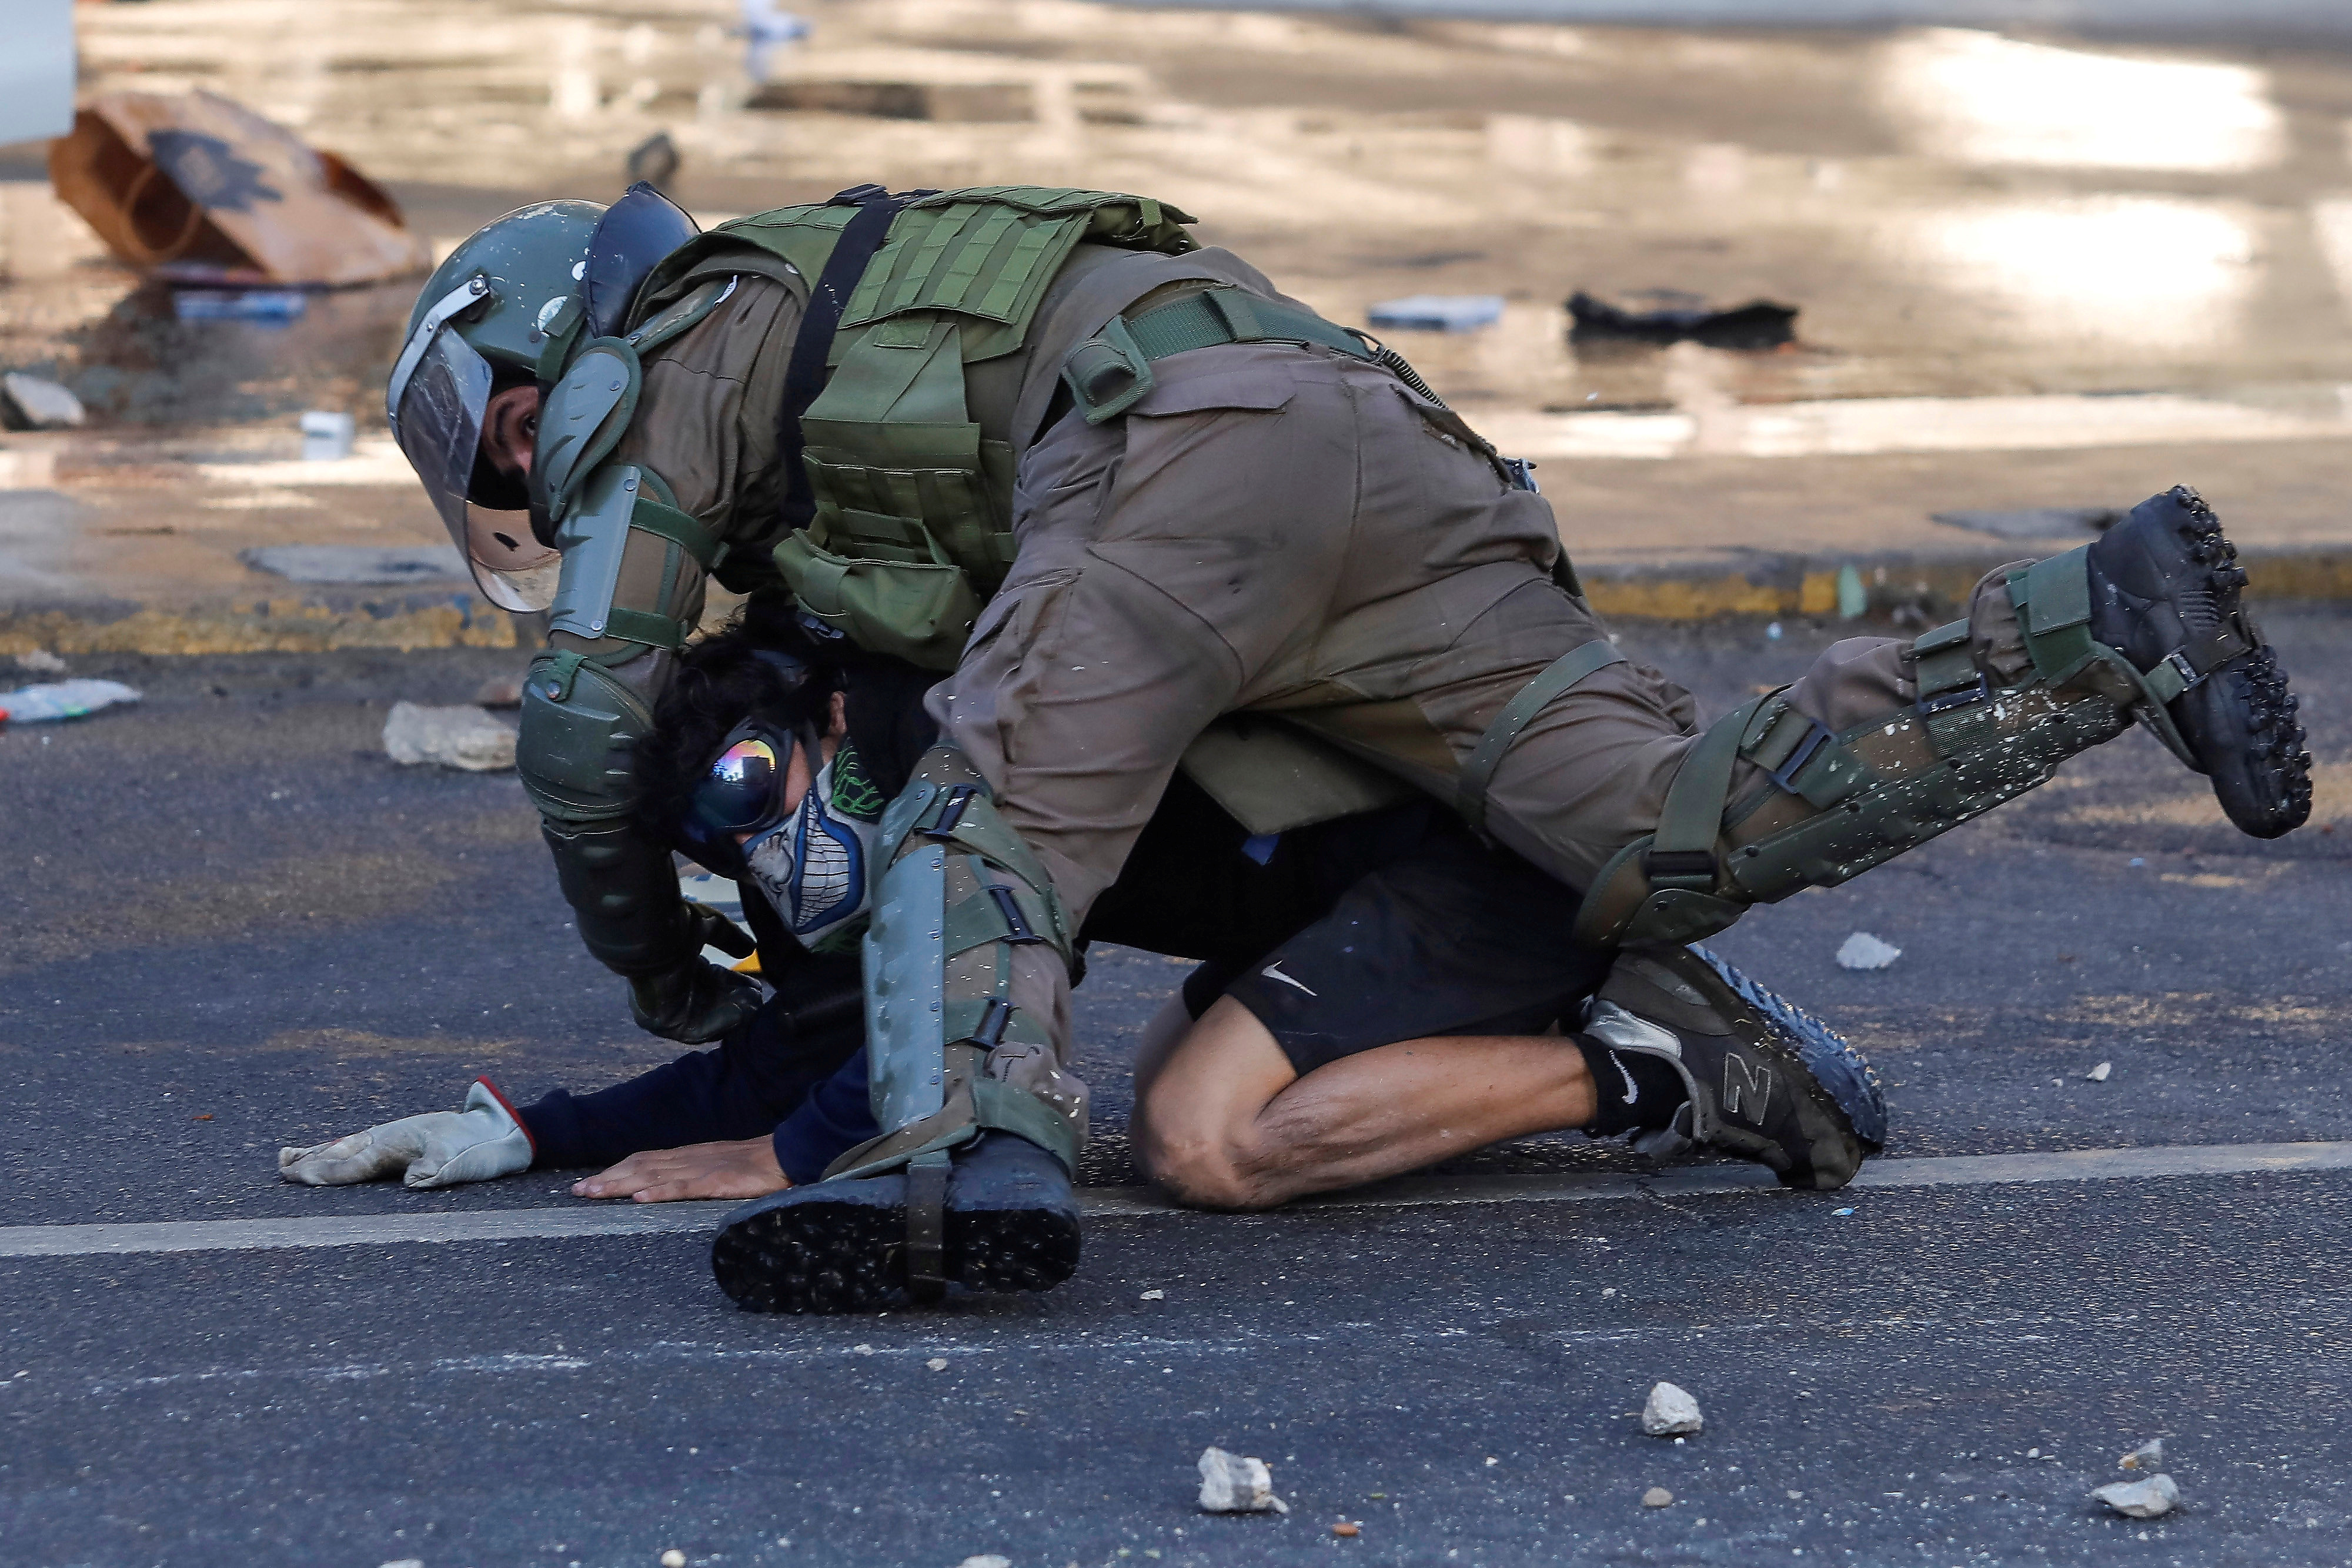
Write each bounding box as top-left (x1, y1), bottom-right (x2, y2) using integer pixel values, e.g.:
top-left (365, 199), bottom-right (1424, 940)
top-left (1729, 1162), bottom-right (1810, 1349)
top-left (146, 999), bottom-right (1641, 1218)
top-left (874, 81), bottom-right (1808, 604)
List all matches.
top-left (385, 274), bottom-right (562, 613)
top-left (679, 719), bottom-right (820, 864)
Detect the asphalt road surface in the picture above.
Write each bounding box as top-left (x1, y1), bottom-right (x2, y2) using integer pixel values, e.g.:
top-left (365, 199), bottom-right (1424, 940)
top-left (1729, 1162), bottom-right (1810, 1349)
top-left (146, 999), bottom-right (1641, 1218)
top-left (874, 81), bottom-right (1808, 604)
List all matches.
top-left (3, 607), bottom-right (2348, 1567)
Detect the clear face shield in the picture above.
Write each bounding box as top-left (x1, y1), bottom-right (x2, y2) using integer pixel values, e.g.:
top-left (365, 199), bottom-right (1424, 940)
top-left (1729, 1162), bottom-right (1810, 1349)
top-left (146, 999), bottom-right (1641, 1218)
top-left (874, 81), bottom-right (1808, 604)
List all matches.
top-left (387, 278), bottom-right (564, 613)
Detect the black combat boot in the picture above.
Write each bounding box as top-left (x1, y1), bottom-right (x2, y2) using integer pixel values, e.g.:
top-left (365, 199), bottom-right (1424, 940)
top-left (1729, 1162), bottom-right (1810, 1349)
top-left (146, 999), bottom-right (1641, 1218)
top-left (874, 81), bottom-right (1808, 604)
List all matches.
top-left (1581, 945), bottom-right (1885, 1191)
top-left (710, 1132), bottom-right (1081, 1313)
top-left (2087, 486), bottom-right (2311, 838)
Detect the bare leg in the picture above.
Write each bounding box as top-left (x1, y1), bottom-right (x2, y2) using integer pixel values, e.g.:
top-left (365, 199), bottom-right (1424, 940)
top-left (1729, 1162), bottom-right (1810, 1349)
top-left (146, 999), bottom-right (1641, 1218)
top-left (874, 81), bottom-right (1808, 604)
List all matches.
top-left (1132, 996), bottom-right (1597, 1211)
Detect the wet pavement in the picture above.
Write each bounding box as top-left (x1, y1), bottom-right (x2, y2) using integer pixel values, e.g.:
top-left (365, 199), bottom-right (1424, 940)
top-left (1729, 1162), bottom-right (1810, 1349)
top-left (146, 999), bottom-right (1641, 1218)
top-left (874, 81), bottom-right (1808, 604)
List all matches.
top-left (12, 4), bottom-right (2352, 634)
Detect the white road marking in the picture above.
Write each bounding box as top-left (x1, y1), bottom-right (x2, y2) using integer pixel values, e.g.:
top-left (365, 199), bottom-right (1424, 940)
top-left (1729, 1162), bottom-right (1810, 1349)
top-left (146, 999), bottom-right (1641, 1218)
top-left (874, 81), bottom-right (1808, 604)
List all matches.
top-left (2, 1141), bottom-right (2347, 1259)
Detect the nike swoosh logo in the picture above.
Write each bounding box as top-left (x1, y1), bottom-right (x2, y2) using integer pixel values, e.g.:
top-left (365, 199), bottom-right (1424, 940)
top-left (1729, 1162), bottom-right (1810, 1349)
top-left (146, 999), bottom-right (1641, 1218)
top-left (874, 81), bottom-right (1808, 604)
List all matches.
top-left (1260, 962), bottom-right (1317, 997)
top-left (1611, 1050), bottom-right (1640, 1105)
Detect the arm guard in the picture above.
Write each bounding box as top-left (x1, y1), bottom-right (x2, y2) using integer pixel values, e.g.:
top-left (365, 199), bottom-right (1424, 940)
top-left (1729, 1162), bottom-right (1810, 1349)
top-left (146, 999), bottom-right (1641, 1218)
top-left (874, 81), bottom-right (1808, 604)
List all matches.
top-left (516, 647), bottom-right (700, 976)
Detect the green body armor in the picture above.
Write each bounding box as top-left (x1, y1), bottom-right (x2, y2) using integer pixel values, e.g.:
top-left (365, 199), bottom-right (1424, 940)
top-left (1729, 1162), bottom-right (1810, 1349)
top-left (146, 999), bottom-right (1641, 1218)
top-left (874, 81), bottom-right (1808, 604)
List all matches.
top-left (632, 186), bottom-right (1198, 668)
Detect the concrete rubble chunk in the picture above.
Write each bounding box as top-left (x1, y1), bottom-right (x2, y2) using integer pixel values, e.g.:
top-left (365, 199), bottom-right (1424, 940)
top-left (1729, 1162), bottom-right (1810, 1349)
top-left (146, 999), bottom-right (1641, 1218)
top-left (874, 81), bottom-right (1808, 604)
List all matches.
top-left (15, 648), bottom-right (66, 673)
top-left (383, 702), bottom-right (516, 771)
top-left (1641, 1381), bottom-right (1703, 1437)
top-left (2120, 1438), bottom-right (2164, 1470)
top-left (2086, 1061), bottom-right (2113, 1082)
top-left (1836, 931), bottom-right (1902, 971)
top-left (954, 1557), bottom-right (1011, 1568)
top-left (1642, 1486), bottom-right (1674, 1507)
top-left (1198, 1446), bottom-right (1288, 1513)
top-left (2091, 1473), bottom-right (2179, 1519)
top-left (1, 372), bottom-right (85, 429)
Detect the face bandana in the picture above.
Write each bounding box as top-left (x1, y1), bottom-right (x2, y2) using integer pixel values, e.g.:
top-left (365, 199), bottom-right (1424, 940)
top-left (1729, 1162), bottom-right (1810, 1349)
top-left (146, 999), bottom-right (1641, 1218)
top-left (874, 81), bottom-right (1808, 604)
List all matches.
top-left (740, 744), bottom-right (884, 942)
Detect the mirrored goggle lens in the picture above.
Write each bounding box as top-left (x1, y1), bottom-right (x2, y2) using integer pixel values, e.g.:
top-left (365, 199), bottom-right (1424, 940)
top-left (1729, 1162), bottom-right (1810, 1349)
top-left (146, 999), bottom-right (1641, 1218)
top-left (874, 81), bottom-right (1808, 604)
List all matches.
top-left (691, 737), bottom-right (781, 833)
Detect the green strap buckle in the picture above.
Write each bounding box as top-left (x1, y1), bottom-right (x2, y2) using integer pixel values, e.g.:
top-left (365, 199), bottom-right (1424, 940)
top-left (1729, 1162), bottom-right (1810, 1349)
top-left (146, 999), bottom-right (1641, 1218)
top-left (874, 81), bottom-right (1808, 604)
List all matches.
top-left (1062, 314), bottom-right (1154, 424)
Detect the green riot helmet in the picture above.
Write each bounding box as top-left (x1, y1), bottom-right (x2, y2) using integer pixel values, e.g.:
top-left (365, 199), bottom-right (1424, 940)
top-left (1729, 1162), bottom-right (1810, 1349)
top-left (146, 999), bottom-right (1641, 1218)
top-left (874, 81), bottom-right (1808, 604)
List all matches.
top-left (386, 199), bottom-right (603, 612)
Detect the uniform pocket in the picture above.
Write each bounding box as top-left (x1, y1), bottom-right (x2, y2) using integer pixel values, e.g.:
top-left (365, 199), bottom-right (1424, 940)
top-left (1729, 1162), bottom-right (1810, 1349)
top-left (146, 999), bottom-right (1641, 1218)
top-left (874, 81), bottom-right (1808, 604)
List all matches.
top-left (772, 527), bottom-right (983, 672)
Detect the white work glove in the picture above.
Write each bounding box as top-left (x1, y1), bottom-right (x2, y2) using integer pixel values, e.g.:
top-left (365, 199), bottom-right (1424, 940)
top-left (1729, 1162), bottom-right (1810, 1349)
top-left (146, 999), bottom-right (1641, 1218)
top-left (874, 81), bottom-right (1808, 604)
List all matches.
top-left (279, 1078), bottom-right (534, 1189)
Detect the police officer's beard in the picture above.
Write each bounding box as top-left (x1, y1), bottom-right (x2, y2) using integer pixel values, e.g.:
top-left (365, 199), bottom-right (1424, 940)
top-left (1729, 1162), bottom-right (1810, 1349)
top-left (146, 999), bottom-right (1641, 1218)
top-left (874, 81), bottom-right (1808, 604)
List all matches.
top-left (740, 754), bottom-right (883, 941)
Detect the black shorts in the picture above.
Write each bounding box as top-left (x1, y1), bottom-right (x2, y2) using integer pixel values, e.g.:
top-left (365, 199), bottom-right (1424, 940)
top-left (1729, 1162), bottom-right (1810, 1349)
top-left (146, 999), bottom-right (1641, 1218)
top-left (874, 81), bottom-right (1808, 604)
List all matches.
top-left (1083, 771), bottom-right (1608, 1078)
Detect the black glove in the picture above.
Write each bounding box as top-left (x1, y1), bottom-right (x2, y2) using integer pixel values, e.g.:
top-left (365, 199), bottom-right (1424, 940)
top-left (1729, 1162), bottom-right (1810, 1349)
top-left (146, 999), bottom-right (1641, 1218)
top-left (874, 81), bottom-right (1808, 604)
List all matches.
top-left (629, 953), bottom-right (764, 1044)
top-left (628, 901), bottom-right (761, 1044)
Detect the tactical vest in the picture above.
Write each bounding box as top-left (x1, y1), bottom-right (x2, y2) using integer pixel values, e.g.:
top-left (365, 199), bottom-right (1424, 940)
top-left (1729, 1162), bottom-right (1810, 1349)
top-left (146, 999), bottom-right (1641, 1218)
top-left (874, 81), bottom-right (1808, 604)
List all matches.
top-left (633, 187), bottom-right (1202, 667)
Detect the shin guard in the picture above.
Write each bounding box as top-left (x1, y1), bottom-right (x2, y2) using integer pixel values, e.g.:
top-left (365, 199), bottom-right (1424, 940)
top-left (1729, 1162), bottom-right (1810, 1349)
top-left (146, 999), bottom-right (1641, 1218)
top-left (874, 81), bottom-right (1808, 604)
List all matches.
top-left (1574, 546), bottom-right (2189, 948)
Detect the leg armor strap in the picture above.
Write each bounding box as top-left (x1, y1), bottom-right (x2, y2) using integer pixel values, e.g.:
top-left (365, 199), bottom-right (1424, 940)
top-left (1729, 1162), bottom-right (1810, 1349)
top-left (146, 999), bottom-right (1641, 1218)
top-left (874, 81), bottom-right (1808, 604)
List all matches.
top-left (831, 747), bottom-right (1084, 1182)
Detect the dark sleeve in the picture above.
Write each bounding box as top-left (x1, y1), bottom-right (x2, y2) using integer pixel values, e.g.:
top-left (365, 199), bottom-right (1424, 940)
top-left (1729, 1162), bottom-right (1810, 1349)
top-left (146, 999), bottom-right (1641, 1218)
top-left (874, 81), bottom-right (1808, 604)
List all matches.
top-left (770, 1049), bottom-right (877, 1184)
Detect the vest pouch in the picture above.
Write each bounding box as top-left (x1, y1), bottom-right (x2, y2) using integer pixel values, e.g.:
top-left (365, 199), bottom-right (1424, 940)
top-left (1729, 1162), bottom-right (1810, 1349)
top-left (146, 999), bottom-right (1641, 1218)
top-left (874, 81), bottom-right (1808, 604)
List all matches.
top-left (774, 526), bottom-right (983, 671)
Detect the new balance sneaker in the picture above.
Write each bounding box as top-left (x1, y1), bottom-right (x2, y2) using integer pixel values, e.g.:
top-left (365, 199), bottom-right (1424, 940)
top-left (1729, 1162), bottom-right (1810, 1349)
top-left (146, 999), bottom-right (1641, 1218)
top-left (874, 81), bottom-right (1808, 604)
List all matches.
top-left (1581, 944), bottom-right (1884, 1190)
top-left (2087, 486), bottom-right (2311, 838)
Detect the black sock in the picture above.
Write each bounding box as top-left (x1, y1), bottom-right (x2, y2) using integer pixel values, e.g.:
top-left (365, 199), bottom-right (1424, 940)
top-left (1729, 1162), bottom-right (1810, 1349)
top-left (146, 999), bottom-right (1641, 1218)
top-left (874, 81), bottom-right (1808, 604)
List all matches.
top-left (1573, 1037), bottom-right (1689, 1136)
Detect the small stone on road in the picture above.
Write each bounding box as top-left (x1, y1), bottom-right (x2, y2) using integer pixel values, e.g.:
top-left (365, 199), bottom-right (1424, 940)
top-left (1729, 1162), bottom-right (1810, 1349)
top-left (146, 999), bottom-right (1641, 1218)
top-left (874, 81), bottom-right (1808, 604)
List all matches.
top-left (382, 702), bottom-right (516, 771)
top-left (2121, 1438), bottom-right (2164, 1470)
top-left (1836, 932), bottom-right (1902, 970)
top-left (1642, 1486), bottom-right (1675, 1508)
top-left (1642, 1381), bottom-right (1703, 1436)
top-left (2091, 1474), bottom-right (2180, 1519)
top-left (1198, 1446), bottom-right (1287, 1513)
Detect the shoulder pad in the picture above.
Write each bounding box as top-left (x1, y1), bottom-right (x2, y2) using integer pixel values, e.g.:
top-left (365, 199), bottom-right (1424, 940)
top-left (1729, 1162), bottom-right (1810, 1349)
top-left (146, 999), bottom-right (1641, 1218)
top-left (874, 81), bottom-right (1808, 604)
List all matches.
top-left (535, 338), bottom-right (640, 526)
top-left (626, 274), bottom-right (739, 356)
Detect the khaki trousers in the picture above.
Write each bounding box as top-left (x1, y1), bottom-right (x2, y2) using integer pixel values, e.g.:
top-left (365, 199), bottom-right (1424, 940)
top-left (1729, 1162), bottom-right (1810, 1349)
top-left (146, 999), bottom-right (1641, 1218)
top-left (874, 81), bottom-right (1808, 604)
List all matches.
top-left (930, 340), bottom-right (2012, 1090)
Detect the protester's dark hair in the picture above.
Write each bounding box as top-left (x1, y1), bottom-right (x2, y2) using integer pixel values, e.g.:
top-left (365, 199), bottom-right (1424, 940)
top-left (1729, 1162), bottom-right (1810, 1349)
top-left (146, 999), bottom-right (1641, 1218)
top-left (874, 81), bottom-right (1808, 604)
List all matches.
top-left (632, 602), bottom-right (839, 852)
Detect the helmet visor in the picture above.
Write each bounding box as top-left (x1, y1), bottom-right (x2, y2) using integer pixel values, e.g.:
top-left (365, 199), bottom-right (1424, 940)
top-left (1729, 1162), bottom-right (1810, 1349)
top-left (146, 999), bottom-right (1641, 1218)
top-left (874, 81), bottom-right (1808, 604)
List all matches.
top-left (391, 326), bottom-right (491, 559)
top-left (389, 329), bottom-right (559, 613)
